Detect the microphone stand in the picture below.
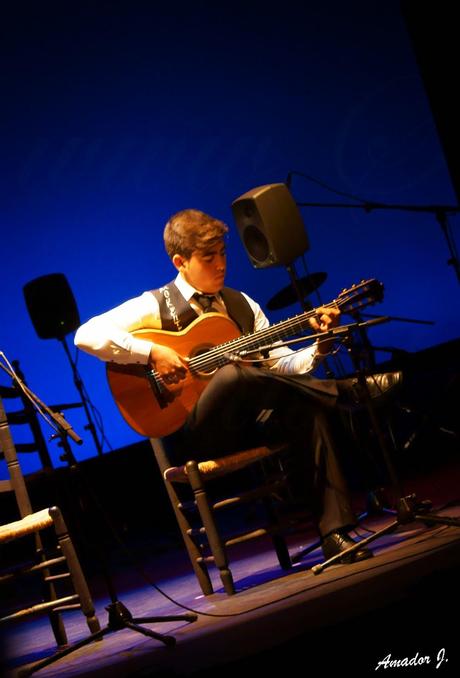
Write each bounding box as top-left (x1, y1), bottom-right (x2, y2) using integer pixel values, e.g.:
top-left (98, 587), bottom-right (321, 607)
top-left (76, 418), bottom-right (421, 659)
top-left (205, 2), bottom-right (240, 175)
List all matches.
top-left (249, 316), bottom-right (460, 570)
top-left (238, 317), bottom-right (391, 357)
top-left (0, 354), bottom-right (197, 677)
top-left (239, 317), bottom-right (390, 565)
top-left (295, 200), bottom-right (460, 284)
top-left (306, 330), bottom-right (460, 575)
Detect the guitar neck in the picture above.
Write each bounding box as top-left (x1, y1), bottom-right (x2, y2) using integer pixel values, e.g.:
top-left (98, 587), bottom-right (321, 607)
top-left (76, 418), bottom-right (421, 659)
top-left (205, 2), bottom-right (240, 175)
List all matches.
top-left (188, 303), bottom-right (335, 373)
top-left (187, 278), bottom-right (383, 374)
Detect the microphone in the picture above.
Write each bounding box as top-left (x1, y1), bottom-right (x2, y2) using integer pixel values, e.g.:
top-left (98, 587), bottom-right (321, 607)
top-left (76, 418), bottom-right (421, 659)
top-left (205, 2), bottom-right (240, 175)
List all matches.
top-left (51, 410), bottom-right (83, 445)
top-left (223, 352), bottom-right (241, 363)
top-left (285, 171), bottom-right (292, 189)
top-left (0, 350), bottom-right (83, 445)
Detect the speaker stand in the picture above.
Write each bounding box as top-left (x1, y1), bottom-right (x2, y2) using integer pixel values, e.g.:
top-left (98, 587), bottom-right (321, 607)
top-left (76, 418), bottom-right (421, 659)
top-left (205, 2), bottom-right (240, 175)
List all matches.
top-left (285, 261), bottom-right (336, 379)
top-left (286, 262), bottom-right (310, 312)
top-left (59, 335), bottom-right (104, 457)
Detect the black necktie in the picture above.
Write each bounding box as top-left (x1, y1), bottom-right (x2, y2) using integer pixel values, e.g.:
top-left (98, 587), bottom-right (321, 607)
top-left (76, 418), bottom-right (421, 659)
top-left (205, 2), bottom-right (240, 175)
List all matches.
top-left (193, 293), bottom-right (218, 313)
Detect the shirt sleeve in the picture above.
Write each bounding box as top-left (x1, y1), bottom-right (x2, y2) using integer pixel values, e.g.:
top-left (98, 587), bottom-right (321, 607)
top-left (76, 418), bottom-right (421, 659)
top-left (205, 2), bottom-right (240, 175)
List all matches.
top-left (241, 293), bottom-right (323, 374)
top-left (74, 292), bottom-right (161, 364)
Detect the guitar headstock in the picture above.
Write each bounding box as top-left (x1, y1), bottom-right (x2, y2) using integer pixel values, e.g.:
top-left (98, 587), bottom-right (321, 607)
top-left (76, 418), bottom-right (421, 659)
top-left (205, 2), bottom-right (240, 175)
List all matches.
top-left (337, 279), bottom-right (384, 313)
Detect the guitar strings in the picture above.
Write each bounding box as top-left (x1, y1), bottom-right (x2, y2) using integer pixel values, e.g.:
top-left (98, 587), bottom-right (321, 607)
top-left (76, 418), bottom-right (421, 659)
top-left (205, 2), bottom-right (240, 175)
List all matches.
top-left (228, 334), bottom-right (345, 366)
top-left (190, 281), bottom-right (376, 372)
top-left (148, 281), bottom-right (375, 385)
top-left (188, 299), bottom-right (340, 373)
top-left (148, 303), bottom-right (332, 388)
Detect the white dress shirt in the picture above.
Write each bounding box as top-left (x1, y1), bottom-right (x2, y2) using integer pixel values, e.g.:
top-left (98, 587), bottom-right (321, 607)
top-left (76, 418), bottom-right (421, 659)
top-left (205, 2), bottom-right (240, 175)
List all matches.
top-left (74, 273), bottom-right (323, 374)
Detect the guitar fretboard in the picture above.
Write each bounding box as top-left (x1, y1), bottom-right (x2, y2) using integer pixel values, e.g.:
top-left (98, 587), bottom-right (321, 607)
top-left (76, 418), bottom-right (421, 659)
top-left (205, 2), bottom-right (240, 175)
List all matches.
top-left (152, 278), bottom-right (383, 384)
top-left (188, 302), bottom-right (336, 373)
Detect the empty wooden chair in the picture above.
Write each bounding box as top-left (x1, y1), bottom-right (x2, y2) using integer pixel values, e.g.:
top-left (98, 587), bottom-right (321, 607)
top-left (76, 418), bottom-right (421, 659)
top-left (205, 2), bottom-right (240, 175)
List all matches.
top-left (0, 393), bottom-right (100, 648)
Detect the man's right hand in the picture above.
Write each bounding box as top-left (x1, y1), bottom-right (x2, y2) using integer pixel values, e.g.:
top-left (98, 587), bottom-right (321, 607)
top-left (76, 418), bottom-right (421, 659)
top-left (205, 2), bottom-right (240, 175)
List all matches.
top-left (149, 344), bottom-right (188, 386)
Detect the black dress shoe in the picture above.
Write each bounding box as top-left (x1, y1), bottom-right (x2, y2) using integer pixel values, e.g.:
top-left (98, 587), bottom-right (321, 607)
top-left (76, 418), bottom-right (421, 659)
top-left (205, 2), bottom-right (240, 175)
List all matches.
top-left (321, 530), bottom-right (374, 564)
top-left (337, 371), bottom-right (402, 410)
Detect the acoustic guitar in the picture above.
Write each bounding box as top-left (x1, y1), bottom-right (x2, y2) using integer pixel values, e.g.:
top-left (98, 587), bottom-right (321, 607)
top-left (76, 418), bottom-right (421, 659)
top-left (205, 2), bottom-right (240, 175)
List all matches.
top-left (107, 279), bottom-right (383, 437)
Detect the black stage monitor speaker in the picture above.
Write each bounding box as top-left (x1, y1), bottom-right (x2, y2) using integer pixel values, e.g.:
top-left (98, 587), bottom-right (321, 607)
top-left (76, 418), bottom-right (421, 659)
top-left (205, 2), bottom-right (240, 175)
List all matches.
top-left (231, 183), bottom-right (309, 268)
top-left (23, 273), bottom-right (80, 340)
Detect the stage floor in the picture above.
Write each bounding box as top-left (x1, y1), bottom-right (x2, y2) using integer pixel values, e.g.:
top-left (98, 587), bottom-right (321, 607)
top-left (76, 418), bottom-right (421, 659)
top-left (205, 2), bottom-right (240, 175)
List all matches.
top-left (3, 457), bottom-right (460, 678)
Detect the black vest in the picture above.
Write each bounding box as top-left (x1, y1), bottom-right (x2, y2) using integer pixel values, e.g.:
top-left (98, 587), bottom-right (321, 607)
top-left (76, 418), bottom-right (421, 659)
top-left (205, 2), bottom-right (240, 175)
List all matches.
top-left (151, 281), bottom-right (254, 335)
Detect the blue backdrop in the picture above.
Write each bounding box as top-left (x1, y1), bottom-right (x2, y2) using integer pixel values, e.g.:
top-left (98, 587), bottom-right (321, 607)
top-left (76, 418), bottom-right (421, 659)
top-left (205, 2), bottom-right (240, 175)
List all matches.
top-left (2, 1), bottom-right (459, 472)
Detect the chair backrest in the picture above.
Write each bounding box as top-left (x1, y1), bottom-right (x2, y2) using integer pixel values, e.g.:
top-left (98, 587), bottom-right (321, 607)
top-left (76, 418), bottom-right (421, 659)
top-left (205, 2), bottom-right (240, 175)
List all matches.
top-left (0, 360), bottom-right (53, 470)
top-left (150, 437), bottom-right (173, 476)
top-left (0, 394), bottom-right (34, 518)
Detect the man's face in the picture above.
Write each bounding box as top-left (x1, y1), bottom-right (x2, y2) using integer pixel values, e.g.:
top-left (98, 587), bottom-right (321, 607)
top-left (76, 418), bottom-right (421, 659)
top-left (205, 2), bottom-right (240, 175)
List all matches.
top-left (173, 240), bottom-right (227, 294)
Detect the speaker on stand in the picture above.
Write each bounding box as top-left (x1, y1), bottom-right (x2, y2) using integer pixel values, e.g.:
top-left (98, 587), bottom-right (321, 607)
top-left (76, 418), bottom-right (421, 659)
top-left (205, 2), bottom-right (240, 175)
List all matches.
top-left (231, 182), bottom-right (313, 311)
top-left (231, 183), bottom-right (325, 515)
top-left (232, 182), bottom-right (338, 381)
top-left (231, 183), bottom-right (310, 309)
top-left (23, 273), bottom-right (104, 457)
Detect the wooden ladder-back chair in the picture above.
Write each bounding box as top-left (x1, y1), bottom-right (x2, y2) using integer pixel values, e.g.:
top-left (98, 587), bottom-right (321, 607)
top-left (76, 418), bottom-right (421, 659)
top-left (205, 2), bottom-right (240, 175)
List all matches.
top-left (151, 438), bottom-right (295, 596)
top-left (0, 393), bottom-right (100, 648)
top-left (0, 359), bottom-right (84, 472)
top-left (0, 361), bottom-right (53, 471)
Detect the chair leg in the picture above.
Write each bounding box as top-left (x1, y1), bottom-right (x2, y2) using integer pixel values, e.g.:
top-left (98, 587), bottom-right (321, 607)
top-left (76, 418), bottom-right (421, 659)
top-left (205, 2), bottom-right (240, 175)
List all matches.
top-left (186, 462), bottom-right (235, 595)
top-left (164, 481), bottom-right (214, 596)
top-left (271, 534), bottom-right (292, 570)
top-left (260, 496), bottom-right (292, 570)
top-left (258, 459), bottom-right (292, 571)
top-left (48, 609), bottom-right (69, 647)
top-left (35, 534), bottom-right (69, 647)
top-left (49, 507), bottom-right (101, 634)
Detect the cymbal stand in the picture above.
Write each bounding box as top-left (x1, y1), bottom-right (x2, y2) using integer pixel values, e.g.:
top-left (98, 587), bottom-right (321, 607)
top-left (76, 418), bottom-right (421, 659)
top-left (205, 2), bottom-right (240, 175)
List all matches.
top-left (285, 260), bottom-right (336, 379)
top-left (285, 261), bottom-right (310, 312)
top-left (310, 330), bottom-right (460, 575)
top-left (0, 354), bottom-right (197, 677)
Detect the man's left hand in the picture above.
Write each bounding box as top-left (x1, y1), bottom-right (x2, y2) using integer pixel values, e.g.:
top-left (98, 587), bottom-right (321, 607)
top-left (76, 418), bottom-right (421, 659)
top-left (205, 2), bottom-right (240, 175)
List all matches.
top-left (309, 306), bottom-right (341, 354)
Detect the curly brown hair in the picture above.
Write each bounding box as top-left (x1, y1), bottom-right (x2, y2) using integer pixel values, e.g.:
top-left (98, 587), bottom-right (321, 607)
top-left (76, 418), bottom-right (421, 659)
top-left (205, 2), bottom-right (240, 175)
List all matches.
top-left (163, 209), bottom-right (228, 259)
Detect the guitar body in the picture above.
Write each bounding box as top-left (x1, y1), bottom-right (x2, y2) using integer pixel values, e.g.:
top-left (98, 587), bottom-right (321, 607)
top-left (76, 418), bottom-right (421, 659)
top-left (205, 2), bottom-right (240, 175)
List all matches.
top-left (106, 313), bottom-right (241, 438)
top-left (106, 279), bottom-right (383, 439)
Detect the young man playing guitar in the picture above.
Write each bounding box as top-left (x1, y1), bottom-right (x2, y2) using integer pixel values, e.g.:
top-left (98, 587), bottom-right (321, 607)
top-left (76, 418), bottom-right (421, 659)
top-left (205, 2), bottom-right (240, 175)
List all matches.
top-left (75, 208), bottom-right (400, 563)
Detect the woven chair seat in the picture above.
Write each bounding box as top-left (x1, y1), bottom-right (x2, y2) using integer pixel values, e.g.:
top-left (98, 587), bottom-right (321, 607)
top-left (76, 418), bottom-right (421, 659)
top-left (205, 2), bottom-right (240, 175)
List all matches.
top-left (164, 445), bottom-right (284, 483)
top-left (1, 384), bottom-right (101, 644)
top-left (0, 508), bottom-right (54, 544)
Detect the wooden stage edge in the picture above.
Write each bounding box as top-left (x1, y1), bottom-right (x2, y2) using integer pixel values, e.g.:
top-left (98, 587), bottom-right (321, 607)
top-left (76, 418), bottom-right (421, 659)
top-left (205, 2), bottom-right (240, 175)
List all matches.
top-left (3, 496), bottom-right (460, 678)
